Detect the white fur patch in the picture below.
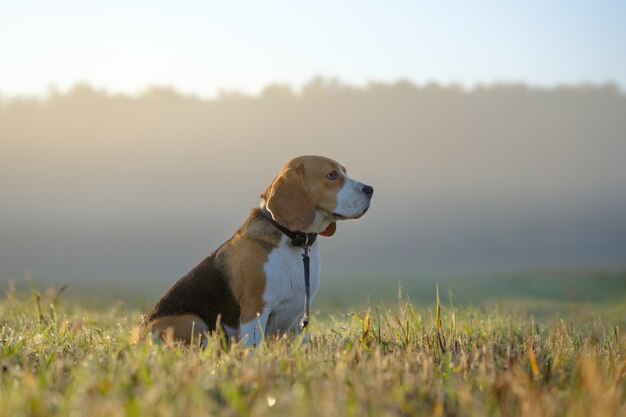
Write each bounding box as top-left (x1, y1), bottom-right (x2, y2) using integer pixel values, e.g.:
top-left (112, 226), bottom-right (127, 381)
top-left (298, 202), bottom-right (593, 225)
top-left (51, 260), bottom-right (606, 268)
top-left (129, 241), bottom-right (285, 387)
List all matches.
top-left (335, 174), bottom-right (371, 219)
top-left (237, 234), bottom-right (320, 346)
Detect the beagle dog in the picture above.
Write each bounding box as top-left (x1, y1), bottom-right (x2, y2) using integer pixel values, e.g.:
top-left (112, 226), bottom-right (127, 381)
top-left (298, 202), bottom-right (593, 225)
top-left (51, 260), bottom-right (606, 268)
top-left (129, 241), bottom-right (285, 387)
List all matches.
top-left (143, 155), bottom-right (373, 346)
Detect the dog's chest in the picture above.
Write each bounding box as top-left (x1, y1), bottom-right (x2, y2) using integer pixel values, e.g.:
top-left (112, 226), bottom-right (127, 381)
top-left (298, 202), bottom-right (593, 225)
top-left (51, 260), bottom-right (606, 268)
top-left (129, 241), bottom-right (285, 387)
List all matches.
top-left (262, 237), bottom-right (321, 333)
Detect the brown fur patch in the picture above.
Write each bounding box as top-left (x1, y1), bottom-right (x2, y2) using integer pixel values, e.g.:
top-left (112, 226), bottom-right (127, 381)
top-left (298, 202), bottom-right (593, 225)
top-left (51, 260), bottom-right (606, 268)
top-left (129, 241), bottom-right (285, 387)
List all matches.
top-left (261, 165), bottom-right (316, 231)
top-left (146, 314), bottom-right (209, 346)
top-left (216, 210), bottom-right (282, 323)
top-left (297, 155), bottom-right (345, 215)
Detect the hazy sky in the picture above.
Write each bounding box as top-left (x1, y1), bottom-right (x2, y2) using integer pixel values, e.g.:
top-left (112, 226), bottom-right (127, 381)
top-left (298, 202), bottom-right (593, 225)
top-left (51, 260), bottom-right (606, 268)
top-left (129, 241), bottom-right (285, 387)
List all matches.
top-left (1, 1), bottom-right (625, 98)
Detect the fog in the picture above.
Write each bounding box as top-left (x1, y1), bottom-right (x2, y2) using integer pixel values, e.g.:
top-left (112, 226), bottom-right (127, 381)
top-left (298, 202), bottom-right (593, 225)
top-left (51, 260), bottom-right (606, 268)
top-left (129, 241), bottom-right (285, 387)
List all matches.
top-left (1, 79), bottom-right (625, 290)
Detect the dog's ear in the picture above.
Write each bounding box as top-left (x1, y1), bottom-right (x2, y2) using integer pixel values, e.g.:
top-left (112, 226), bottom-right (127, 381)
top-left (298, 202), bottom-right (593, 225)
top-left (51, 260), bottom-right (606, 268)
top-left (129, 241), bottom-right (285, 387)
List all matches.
top-left (319, 222), bottom-right (336, 237)
top-left (261, 165), bottom-right (316, 231)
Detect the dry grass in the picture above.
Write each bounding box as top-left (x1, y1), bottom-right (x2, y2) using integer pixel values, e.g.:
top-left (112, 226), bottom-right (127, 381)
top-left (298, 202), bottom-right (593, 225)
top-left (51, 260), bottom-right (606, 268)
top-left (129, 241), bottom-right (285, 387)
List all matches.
top-left (1, 286), bottom-right (625, 417)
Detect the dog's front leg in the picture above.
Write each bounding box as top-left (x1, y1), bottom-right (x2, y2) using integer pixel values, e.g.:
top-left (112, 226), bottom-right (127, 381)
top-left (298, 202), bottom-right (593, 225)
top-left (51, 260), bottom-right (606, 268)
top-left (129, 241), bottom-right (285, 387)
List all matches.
top-left (238, 308), bottom-right (270, 347)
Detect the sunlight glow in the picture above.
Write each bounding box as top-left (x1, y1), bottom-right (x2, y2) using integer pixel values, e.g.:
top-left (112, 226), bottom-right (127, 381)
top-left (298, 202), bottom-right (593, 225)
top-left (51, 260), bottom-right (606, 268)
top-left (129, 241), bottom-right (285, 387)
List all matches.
top-left (1, 1), bottom-right (625, 98)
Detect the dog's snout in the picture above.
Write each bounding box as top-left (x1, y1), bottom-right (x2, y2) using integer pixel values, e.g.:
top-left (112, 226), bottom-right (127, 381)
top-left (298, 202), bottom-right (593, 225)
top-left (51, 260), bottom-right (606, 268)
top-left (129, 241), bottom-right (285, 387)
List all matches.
top-left (362, 185), bottom-right (374, 197)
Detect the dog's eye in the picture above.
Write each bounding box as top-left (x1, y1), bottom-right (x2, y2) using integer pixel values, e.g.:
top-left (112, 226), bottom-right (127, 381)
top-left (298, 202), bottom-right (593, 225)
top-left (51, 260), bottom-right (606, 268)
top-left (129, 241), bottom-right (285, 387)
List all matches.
top-left (326, 171), bottom-right (338, 180)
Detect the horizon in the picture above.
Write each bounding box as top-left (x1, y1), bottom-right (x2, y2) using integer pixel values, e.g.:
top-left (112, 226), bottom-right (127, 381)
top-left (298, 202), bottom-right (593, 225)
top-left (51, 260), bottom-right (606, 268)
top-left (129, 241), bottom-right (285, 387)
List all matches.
top-left (1, 77), bottom-right (624, 104)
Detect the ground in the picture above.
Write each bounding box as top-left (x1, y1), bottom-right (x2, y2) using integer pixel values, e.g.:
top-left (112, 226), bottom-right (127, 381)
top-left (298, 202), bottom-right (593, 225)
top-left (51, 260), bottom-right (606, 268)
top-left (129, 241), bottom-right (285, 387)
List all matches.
top-left (1, 281), bottom-right (625, 417)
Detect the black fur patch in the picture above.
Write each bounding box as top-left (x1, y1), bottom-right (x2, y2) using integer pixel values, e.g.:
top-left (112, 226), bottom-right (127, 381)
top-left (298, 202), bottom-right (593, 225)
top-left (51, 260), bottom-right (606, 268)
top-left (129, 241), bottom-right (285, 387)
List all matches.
top-left (146, 253), bottom-right (240, 331)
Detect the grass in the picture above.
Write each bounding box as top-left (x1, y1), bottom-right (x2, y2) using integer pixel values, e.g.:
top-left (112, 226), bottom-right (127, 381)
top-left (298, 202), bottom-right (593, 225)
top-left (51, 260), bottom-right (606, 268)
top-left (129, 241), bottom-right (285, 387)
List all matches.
top-left (1, 284), bottom-right (625, 417)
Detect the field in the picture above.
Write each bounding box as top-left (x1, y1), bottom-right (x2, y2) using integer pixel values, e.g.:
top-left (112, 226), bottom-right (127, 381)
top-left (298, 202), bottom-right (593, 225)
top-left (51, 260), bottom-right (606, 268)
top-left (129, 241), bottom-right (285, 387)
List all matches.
top-left (1, 279), bottom-right (625, 417)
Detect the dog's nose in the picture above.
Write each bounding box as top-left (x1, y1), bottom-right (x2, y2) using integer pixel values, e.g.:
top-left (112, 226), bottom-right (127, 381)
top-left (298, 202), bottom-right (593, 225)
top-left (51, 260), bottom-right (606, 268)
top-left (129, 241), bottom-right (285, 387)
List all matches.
top-left (362, 185), bottom-right (374, 197)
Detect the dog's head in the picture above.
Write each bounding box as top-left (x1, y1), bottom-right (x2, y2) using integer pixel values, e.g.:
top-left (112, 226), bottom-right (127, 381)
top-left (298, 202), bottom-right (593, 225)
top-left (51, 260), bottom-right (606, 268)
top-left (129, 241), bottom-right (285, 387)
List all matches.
top-left (260, 155), bottom-right (373, 236)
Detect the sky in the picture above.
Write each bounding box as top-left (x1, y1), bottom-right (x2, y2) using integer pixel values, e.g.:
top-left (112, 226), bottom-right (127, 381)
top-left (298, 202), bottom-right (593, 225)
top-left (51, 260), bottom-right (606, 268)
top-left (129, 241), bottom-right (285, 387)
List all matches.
top-left (1, 1), bottom-right (625, 99)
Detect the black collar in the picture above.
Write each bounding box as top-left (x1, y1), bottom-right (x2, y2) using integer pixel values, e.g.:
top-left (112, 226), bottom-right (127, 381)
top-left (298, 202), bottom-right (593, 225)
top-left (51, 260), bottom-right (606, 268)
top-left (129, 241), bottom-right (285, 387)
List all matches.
top-left (260, 207), bottom-right (317, 248)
